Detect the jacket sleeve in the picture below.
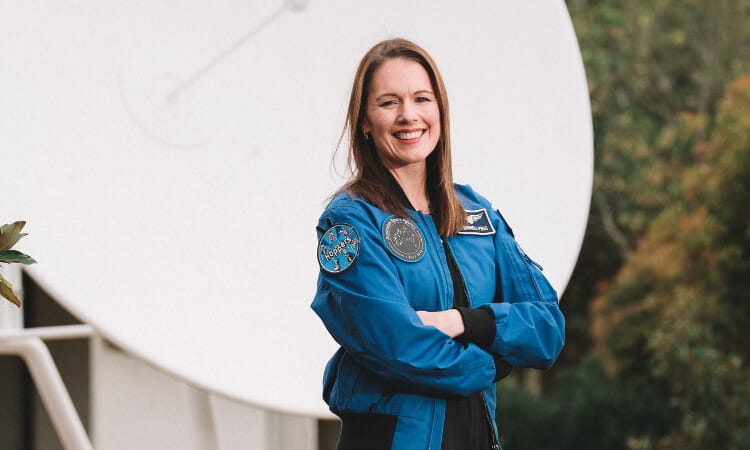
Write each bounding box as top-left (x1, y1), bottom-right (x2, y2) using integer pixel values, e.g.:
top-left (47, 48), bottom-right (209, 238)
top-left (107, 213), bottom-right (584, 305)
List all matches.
top-left (482, 211), bottom-right (566, 370)
top-left (311, 202), bottom-right (496, 397)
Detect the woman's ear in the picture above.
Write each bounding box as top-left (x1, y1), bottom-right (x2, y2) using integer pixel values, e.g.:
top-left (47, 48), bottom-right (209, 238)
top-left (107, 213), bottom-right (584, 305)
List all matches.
top-left (361, 122), bottom-right (371, 139)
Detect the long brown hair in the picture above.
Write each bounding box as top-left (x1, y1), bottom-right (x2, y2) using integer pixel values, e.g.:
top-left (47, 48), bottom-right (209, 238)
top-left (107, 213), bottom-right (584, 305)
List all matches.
top-left (338, 38), bottom-right (465, 237)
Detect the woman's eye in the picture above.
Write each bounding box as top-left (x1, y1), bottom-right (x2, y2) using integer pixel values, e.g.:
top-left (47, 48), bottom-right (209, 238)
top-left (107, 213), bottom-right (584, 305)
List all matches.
top-left (379, 100), bottom-right (397, 107)
top-left (416, 97), bottom-right (431, 103)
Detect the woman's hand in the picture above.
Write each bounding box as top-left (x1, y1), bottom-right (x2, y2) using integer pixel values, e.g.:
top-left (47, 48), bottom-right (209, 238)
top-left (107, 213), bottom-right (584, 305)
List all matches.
top-left (416, 309), bottom-right (465, 338)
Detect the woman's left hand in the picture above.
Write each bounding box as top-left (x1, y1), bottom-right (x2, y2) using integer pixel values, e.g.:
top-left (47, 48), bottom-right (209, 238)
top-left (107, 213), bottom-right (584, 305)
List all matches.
top-left (416, 309), bottom-right (465, 338)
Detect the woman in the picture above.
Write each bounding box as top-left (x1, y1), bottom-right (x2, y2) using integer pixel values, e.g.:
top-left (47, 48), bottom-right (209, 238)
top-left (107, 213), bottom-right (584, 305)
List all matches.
top-left (312, 38), bottom-right (565, 450)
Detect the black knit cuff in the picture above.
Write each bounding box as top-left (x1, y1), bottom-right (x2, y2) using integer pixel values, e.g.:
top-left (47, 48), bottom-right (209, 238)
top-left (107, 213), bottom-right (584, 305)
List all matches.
top-left (454, 306), bottom-right (496, 349)
top-left (493, 356), bottom-right (513, 382)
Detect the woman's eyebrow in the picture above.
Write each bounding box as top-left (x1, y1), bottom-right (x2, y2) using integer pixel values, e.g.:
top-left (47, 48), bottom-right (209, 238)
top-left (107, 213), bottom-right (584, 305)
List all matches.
top-left (374, 92), bottom-right (399, 102)
top-left (374, 90), bottom-right (433, 101)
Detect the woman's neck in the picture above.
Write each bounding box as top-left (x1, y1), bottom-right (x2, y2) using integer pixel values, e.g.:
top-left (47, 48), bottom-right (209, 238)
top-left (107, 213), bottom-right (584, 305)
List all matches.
top-left (390, 165), bottom-right (430, 213)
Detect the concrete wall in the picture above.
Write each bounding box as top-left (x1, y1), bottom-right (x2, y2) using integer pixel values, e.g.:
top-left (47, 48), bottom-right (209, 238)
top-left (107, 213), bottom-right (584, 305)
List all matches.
top-left (91, 338), bottom-right (318, 450)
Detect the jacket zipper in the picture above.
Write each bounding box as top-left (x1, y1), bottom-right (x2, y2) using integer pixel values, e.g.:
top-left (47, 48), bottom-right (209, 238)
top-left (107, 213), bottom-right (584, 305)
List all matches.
top-left (480, 393), bottom-right (501, 450)
top-left (515, 242), bottom-right (544, 300)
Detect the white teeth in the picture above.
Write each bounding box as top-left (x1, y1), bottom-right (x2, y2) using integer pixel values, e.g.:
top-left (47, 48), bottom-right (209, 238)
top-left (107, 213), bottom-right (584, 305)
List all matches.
top-left (395, 130), bottom-right (423, 140)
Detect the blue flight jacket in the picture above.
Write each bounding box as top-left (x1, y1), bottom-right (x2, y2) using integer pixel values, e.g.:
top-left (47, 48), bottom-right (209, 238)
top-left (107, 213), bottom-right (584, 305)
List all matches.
top-left (311, 184), bottom-right (565, 449)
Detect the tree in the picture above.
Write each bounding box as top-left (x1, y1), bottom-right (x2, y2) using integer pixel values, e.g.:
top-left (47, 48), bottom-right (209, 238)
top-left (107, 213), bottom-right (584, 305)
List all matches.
top-left (560, 0), bottom-right (750, 373)
top-left (591, 75), bottom-right (750, 449)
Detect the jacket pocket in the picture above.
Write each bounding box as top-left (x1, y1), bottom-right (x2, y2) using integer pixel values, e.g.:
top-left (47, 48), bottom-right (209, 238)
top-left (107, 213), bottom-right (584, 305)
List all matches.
top-left (500, 240), bottom-right (544, 301)
top-left (334, 354), bottom-right (389, 413)
top-left (515, 241), bottom-right (544, 300)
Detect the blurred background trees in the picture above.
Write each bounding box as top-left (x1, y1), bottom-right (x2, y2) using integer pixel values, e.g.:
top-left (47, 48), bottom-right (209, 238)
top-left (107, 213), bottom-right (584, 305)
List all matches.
top-left (496, 1), bottom-right (750, 448)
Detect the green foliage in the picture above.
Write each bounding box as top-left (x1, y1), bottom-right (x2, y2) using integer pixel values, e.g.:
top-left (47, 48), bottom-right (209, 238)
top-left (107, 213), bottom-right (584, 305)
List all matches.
top-left (0, 250), bottom-right (37, 265)
top-left (560, 0), bottom-right (750, 379)
top-left (496, 358), bottom-right (672, 450)
top-left (568, 0), bottom-right (750, 247)
top-left (557, 3), bottom-right (750, 448)
top-left (0, 221), bottom-right (29, 251)
top-left (496, 379), bottom-right (559, 449)
top-left (0, 221), bottom-right (36, 307)
top-left (591, 76), bottom-right (750, 449)
top-left (0, 276), bottom-right (21, 308)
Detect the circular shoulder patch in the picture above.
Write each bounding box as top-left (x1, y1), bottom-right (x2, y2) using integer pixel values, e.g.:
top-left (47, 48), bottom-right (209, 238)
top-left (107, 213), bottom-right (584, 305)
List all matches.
top-left (318, 223), bottom-right (360, 274)
top-left (383, 216), bottom-right (425, 262)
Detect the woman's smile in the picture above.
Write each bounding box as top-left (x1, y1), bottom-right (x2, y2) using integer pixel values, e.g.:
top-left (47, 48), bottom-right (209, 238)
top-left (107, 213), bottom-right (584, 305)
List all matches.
top-left (394, 128), bottom-right (425, 141)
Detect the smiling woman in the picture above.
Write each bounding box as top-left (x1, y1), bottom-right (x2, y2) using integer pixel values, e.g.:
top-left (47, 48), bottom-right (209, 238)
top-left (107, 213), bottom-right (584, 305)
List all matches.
top-left (339, 39), bottom-right (466, 237)
top-left (311, 38), bottom-right (566, 450)
top-left (362, 58), bottom-right (442, 195)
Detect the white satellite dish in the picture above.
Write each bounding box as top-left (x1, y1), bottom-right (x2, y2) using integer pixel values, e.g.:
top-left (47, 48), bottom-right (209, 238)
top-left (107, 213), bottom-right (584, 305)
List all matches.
top-left (1, 1), bottom-right (591, 417)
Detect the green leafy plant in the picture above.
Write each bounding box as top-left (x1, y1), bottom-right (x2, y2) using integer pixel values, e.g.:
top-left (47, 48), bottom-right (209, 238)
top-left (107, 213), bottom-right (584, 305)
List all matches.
top-left (0, 221), bottom-right (37, 307)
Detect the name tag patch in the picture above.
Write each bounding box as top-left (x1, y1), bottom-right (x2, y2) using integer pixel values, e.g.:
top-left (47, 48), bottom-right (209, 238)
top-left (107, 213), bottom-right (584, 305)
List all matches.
top-left (318, 223), bottom-right (360, 273)
top-left (383, 216), bottom-right (425, 262)
top-left (460, 209), bottom-right (496, 235)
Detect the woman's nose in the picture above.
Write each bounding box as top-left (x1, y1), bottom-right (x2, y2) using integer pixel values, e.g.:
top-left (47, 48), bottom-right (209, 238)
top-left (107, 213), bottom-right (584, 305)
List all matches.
top-left (397, 101), bottom-right (418, 123)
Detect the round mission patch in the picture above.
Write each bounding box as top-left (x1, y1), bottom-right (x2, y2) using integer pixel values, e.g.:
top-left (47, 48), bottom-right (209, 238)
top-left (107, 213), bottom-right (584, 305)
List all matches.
top-left (383, 216), bottom-right (425, 262)
top-left (318, 223), bottom-right (360, 273)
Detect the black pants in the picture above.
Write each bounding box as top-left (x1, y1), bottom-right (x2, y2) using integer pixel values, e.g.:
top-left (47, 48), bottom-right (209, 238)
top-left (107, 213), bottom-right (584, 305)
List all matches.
top-left (337, 413), bottom-right (397, 450)
top-left (336, 395), bottom-right (496, 450)
top-left (441, 393), bottom-right (495, 450)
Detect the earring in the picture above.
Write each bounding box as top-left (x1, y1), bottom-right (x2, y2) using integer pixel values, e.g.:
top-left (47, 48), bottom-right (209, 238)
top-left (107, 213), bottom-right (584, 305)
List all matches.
top-left (363, 131), bottom-right (370, 140)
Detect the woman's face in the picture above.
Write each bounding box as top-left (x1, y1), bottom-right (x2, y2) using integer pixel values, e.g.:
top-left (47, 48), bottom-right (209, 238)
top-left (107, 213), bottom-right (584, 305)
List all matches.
top-left (362, 57), bottom-right (441, 173)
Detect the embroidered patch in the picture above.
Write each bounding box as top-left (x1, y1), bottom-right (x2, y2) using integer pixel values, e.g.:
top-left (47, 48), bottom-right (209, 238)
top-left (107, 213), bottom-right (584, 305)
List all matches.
top-left (459, 208), bottom-right (496, 235)
top-left (318, 223), bottom-right (360, 274)
top-left (383, 216), bottom-right (425, 262)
